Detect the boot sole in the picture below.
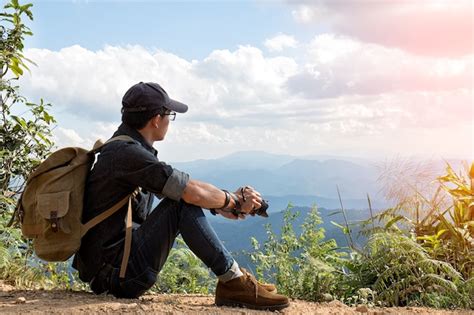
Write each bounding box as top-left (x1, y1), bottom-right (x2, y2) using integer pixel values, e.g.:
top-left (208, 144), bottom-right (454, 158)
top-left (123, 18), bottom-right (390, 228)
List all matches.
top-left (215, 298), bottom-right (289, 311)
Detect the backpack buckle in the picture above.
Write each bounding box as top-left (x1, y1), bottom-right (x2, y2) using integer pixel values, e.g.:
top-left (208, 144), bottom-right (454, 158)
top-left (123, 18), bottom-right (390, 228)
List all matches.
top-left (50, 211), bottom-right (59, 232)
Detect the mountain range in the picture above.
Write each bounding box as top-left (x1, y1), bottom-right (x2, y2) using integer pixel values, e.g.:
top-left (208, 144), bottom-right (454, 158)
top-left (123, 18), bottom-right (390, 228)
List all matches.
top-left (173, 151), bottom-right (386, 209)
top-left (172, 151), bottom-right (466, 211)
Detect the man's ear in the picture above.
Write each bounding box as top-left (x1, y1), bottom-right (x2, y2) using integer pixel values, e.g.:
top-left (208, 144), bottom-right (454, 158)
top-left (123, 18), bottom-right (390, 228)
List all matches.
top-left (151, 114), bottom-right (161, 127)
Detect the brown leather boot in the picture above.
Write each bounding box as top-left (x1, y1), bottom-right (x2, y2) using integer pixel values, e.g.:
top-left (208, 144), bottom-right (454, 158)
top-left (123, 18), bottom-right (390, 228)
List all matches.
top-left (239, 268), bottom-right (277, 294)
top-left (215, 271), bottom-right (289, 311)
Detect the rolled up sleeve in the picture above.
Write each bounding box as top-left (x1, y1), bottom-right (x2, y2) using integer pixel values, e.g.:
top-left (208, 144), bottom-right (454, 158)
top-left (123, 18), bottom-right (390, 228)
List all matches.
top-left (161, 168), bottom-right (190, 201)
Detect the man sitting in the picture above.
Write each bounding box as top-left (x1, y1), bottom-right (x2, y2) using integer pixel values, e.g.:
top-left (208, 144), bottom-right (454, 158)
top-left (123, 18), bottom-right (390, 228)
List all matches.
top-left (72, 82), bottom-right (289, 311)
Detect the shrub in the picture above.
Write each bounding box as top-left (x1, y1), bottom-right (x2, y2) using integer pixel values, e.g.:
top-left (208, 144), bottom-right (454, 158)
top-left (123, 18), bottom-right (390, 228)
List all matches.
top-left (250, 205), bottom-right (344, 301)
top-left (344, 231), bottom-right (471, 308)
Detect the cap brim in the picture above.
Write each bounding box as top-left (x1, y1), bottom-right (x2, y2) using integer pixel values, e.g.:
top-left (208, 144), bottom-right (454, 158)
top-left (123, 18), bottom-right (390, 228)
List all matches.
top-left (167, 99), bottom-right (188, 113)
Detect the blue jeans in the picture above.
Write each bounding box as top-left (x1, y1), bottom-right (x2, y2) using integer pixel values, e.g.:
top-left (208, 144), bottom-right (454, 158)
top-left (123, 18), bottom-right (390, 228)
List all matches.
top-left (90, 198), bottom-right (234, 298)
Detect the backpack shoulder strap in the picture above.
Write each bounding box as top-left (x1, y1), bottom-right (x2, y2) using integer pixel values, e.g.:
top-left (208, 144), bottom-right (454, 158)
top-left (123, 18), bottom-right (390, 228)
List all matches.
top-left (92, 135), bottom-right (135, 151)
top-left (81, 187), bottom-right (140, 279)
top-left (80, 188), bottom-right (139, 237)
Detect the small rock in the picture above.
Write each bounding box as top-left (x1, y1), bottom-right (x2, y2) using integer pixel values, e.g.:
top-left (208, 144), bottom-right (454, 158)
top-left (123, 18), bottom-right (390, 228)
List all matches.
top-left (15, 297), bottom-right (26, 304)
top-left (322, 293), bottom-right (333, 302)
top-left (127, 302), bottom-right (138, 308)
top-left (109, 304), bottom-right (121, 312)
top-left (356, 304), bottom-right (368, 313)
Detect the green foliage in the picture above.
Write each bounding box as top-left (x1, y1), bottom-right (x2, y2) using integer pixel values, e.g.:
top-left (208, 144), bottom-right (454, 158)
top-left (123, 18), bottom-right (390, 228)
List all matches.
top-left (250, 205), bottom-right (344, 301)
top-left (343, 231), bottom-right (470, 308)
top-left (351, 161), bottom-right (473, 308)
top-left (1, 0), bottom-right (55, 220)
top-left (249, 198), bottom-right (473, 309)
top-left (152, 237), bottom-right (215, 294)
top-left (0, 219), bottom-right (86, 290)
top-left (420, 162), bottom-right (474, 279)
top-left (0, 0), bottom-right (35, 78)
top-left (0, 0), bottom-right (65, 289)
top-left (364, 162), bottom-right (474, 279)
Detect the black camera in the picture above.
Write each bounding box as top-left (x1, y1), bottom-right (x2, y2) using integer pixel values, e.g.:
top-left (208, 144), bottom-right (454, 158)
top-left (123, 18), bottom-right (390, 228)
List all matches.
top-left (232, 199), bottom-right (269, 218)
top-left (253, 199), bottom-right (269, 217)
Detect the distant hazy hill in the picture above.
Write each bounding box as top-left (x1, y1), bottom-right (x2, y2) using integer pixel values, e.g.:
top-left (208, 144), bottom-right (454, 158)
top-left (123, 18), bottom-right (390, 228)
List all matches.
top-left (263, 194), bottom-right (386, 212)
top-left (173, 151), bottom-right (384, 207)
top-left (172, 151), bottom-right (467, 210)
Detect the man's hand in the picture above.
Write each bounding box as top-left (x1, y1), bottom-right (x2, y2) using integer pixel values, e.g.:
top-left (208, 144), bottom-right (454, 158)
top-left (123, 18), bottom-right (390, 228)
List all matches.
top-left (234, 186), bottom-right (262, 215)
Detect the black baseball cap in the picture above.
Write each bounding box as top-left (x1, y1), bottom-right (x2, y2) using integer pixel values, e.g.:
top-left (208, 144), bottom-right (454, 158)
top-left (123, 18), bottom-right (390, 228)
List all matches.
top-left (121, 82), bottom-right (188, 114)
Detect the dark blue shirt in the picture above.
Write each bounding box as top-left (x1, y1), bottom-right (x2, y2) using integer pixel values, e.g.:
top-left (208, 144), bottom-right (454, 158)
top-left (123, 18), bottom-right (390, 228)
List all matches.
top-left (73, 123), bottom-right (189, 281)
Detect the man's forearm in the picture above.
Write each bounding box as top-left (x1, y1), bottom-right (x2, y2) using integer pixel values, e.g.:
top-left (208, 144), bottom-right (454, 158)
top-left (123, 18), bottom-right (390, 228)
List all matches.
top-left (181, 179), bottom-right (236, 210)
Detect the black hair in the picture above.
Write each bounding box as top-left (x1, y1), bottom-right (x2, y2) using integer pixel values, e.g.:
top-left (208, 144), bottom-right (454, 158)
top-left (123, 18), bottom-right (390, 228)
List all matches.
top-left (121, 108), bottom-right (162, 130)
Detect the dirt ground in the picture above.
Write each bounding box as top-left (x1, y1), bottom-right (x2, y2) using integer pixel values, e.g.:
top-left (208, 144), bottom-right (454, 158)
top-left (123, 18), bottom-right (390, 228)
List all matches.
top-left (0, 282), bottom-right (472, 315)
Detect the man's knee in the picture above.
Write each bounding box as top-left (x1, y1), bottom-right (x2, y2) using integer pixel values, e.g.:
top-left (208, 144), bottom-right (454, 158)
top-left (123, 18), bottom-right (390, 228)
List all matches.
top-left (179, 199), bottom-right (205, 217)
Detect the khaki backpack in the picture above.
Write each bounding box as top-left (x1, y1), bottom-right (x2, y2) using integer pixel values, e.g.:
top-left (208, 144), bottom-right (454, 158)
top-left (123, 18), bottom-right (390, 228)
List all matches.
top-left (17, 135), bottom-right (137, 278)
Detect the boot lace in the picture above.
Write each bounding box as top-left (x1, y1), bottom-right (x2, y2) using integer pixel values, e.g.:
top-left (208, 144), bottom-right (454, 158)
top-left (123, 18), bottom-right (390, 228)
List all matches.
top-left (242, 268), bottom-right (258, 301)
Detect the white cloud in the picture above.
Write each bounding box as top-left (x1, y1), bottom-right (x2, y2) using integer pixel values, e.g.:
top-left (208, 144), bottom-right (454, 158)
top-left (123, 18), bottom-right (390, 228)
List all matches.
top-left (287, 34), bottom-right (472, 99)
top-left (20, 45), bottom-right (198, 122)
top-left (290, 1), bottom-right (473, 57)
top-left (292, 5), bottom-right (320, 24)
top-left (53, 127), bottom-right (85, 148)
top-left (264, 33), bottom-right (298, 52)
top-left (21, 45), bottom-right (299, 123)
top-left (20, 43), bottom-right (472, 161)
top-left (193, 45), bottom-right (298, 111)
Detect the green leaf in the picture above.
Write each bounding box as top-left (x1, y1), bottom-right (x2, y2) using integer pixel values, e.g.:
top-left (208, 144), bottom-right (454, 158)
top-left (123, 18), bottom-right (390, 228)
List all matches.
top-left (20, 3), bottom-right (33, 11)
top-left (12, 12), bottom-right (19, 25)
top-left (11, 115), bottom-right (27, 128)
top-left (9, 61), bottom-right (23, 77)
top-left (331, 221), bottom-right (349, 234)
top-left (36, 132), bottom-right (51, 146)
top-left (436, 229), bottom-right (447, 238)
top-left (22, 56), bottom-right (36, 67)
top-left (385, 215), bottom-right (406, 229)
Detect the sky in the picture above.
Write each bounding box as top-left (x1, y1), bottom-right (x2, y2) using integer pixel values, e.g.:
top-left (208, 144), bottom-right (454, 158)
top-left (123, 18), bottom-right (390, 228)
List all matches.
top-left (12, 0), bottom-right (474, 162)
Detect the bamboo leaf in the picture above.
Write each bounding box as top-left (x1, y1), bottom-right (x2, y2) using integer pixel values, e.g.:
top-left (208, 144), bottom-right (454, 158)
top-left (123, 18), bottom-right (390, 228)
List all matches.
top-left (330, 221), bottom-right (344, 230)
top-left (436, 229), bottom-right (447, 238)
top-left (385, 215), bottom-right (406, 229)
